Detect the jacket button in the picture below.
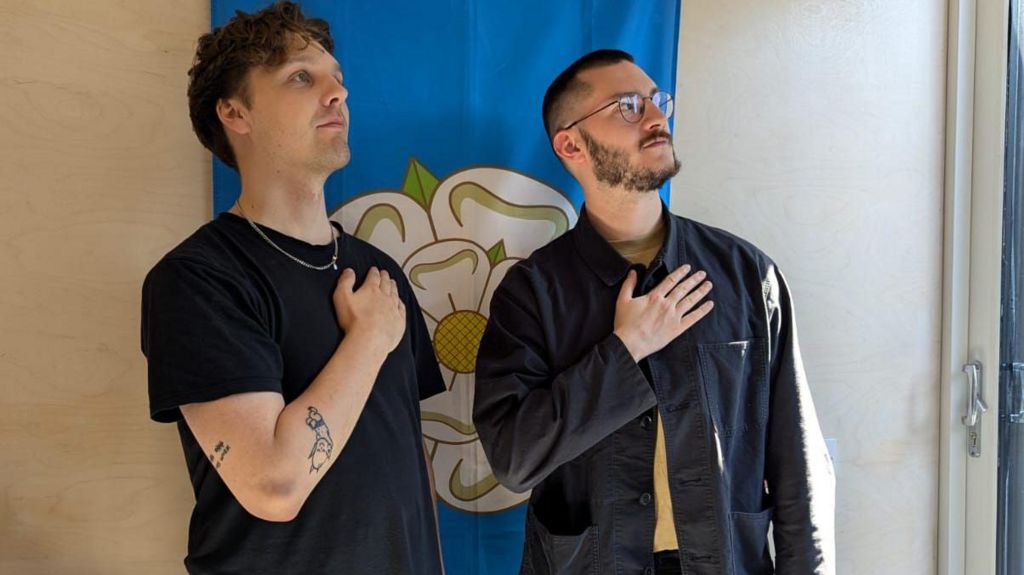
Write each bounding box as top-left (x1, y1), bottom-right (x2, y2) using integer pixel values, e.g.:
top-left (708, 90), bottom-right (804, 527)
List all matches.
top-left (643, 568), bottom-right (654, 575)
top-left (639, 492), bottom-right (652, 506)
top-left (640, 415), bottom-right (653, 429)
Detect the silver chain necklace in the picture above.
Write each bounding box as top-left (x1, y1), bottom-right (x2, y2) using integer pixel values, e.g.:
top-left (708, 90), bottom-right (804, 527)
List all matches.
top-left (235, 202), bottom-right (339, 271)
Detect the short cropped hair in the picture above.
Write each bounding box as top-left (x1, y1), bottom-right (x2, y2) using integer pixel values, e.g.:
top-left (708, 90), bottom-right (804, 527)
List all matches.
top-left (541, 49), bottom-right (635, 139)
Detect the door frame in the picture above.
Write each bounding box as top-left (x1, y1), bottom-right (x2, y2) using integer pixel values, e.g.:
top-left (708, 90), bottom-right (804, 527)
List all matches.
top-left (939, 0), bottom-right (1010, 573)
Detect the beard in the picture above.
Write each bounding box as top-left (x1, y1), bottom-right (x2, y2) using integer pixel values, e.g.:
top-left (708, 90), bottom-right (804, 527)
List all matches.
top-left (579, 128), bottom-right (681, 192)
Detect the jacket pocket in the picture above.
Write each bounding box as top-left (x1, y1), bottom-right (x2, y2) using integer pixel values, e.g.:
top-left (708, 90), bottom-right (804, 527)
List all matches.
top-left (697, 338), bottom-right (768, 438)
top-left (523, 506), bottom-right (599, 575)
top-left (729, 507), bottom-right (774, 575)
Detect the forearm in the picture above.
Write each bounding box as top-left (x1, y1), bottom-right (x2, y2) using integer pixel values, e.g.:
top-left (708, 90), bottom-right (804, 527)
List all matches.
top-left (474, 334), bottom-right (656, 492)
top-left (767, 376), bottom-right (835, 573)
top-left (269, 335), bottom-right (389, 485)
top-left (184, 334), bottom-right (390, 521)
top-left (769, 424), bottom-right (835, 574)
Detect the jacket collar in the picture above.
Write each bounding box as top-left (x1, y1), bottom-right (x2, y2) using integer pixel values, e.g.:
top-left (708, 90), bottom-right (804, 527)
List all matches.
top-left (572, 201), bottom-right (682, 286)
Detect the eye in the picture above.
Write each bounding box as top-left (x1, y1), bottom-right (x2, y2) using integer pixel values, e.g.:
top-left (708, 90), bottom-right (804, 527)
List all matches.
top-left (620, 94), bottom-right (643, 117)
top-left (292, 70), bottom-right (312, 84)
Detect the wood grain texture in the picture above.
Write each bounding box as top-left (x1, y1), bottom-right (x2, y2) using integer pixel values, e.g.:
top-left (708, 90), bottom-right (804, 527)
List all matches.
top-left (672, 1), bottom-right (945, 573)
top-left (0, 1), bottom-right (210, 573)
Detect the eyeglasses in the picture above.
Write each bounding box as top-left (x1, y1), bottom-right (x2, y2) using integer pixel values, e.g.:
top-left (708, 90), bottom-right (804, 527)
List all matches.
top-left (561, 91), bottom-right (674, 131)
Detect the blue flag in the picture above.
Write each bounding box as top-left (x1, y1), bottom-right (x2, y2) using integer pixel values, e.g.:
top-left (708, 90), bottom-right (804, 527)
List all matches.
top-left (211, 2), bottom-right (679, 573)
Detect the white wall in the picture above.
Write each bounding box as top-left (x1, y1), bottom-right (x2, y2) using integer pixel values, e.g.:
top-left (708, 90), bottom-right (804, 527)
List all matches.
top-left (672, 1), bottom-right (947, 573)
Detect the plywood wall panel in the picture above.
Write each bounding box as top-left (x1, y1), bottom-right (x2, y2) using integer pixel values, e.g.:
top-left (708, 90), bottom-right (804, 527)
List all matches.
top-left (0, 2), bottom-right (210, 573)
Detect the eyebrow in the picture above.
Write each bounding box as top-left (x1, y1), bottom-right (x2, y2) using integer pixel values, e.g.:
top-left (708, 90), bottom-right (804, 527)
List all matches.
top-left (607, 87), bottom-right (661, 100)
top-left (282, 55), bottom-right (343, 76)
top-left (282, 60), bottom-right (342, 78)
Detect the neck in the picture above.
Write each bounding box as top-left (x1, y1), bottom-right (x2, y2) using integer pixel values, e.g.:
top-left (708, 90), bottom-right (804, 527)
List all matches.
top-left (582, 185), bottom-right (664, 242)
top-left (232, 161), bottom-right (334, 244)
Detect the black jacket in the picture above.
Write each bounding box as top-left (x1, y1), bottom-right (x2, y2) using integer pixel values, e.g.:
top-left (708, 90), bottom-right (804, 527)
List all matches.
top-left (473, 205), bottom-right (835, 575)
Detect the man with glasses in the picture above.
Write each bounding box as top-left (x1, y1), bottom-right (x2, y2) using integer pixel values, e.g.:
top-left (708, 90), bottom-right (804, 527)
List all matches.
top-left (473, 50), bottom-right (835, 574)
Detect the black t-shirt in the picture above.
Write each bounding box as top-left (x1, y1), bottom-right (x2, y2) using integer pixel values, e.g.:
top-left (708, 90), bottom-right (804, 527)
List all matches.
top-left (141, 212), bottom-right (445, 574)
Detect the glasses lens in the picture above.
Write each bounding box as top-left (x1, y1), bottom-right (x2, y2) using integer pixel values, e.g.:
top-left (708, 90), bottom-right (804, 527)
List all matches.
top-left (654, 92), bottom-right (674, 119)
top-left (619, 94), bottom-right (643, 122)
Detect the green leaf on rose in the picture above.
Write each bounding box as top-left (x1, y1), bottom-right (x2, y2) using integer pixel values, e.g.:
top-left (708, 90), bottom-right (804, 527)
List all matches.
top-left (401, 158), bottom-right (440, 209)
top-left (486, 240), bottom-right (507, 265)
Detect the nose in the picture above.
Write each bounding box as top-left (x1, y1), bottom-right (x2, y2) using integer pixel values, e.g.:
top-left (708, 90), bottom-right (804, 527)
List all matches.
top-left (322, 77), bottom-right (348, 109)
top-left (642, 98), bottom-right (668, 131)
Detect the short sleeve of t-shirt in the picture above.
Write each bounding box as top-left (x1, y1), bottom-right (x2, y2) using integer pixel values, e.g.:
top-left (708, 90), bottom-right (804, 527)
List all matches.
top-left (384, 257), bottom-right (444, 402)
top-left (404, 283), bottom-right (445, 401)
top-left (142, 256), bottom-right (284, 423)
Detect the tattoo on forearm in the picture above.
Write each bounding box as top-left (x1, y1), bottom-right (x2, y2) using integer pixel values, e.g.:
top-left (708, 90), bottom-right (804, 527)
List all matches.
top-left (209, 441), bottom-right (231, 469)
top-left (305, 406), bottom-right (334, 473)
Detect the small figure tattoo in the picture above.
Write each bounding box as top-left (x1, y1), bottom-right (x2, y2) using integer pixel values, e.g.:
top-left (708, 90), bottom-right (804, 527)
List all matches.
top-left (306, 406), bottom-right (334, 473)
top-left (210, 441), bottom-right (230, 469)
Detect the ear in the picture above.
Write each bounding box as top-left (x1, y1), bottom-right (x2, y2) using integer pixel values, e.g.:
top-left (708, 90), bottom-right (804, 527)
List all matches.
top-left (216, 97), bottom-right (252, 137)
top-left (552, 130), bottom-right (586, 165)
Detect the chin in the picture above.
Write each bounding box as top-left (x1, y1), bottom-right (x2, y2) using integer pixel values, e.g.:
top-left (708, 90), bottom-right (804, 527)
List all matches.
top-left (308, 156), bottom-right (350, 176)
top-left (659, 153), bottom-right (681, 173)
top-left (320, 146), bottom-right (351, 171)
top-left (335, 149), bottom-right (352, 169)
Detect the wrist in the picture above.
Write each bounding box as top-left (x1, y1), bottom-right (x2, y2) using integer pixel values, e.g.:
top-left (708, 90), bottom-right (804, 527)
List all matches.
top-left (613, 329), bottom-right (645, 362)
top-left (342, 324), bottom-right (393, 361)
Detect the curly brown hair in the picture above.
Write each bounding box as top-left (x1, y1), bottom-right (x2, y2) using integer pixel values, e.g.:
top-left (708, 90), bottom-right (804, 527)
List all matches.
top-left (187, 1), bottom-right (334, 170)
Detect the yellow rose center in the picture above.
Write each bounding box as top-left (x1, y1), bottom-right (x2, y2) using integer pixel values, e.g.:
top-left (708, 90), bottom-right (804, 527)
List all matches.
top-left (433, 310), bottom-right (488, 374)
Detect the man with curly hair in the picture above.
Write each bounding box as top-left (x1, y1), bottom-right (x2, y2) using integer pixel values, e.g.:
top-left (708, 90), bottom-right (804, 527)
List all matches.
top-left (140, 3), bottom-right (445, 573)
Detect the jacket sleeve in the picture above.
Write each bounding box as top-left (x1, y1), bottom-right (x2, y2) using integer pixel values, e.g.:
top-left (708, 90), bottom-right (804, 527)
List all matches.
top-left (472, 267), bottom-right (657, 493)
top-left (763, 263), bottom-right (836, 574)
